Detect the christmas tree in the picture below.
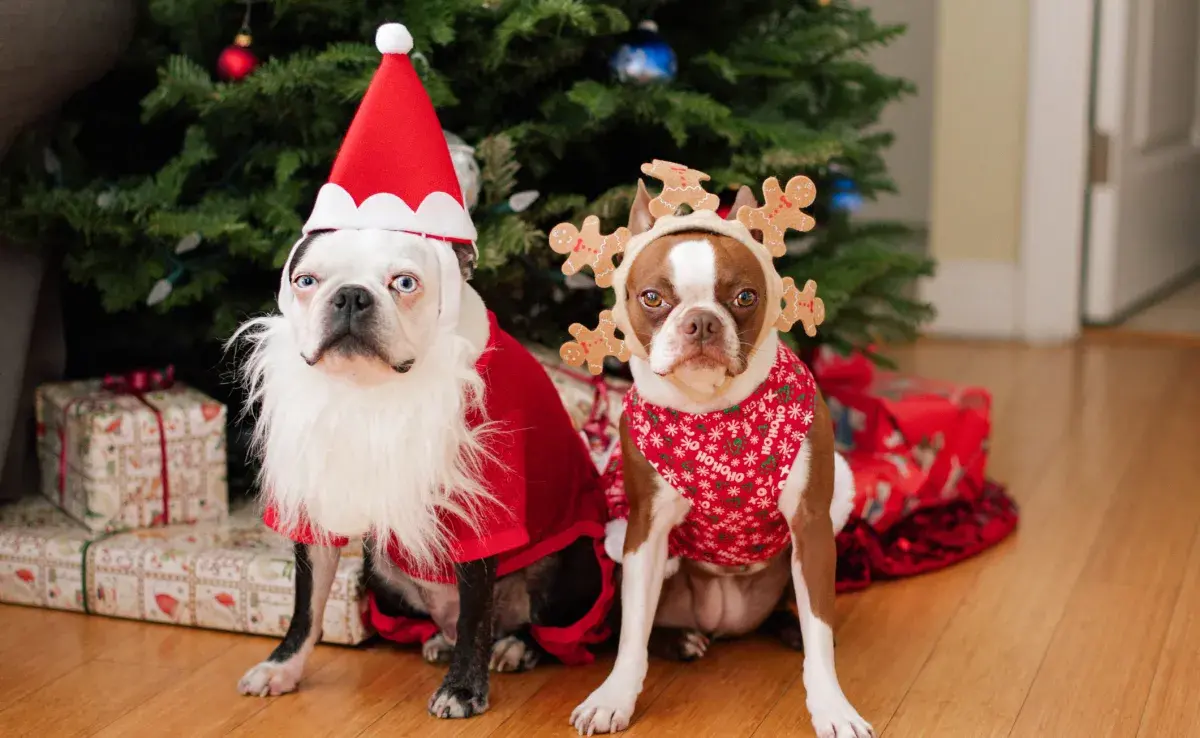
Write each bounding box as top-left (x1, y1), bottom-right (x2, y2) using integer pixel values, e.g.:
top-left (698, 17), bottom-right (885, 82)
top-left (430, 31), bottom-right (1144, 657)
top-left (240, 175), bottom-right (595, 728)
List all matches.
top-left (0, 0), bottom-right (932, 386)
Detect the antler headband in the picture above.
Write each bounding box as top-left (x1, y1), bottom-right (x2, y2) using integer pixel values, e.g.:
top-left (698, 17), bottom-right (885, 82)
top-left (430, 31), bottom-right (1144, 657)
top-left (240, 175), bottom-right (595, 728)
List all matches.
top-left (550, 160), bottom-right (825, 375)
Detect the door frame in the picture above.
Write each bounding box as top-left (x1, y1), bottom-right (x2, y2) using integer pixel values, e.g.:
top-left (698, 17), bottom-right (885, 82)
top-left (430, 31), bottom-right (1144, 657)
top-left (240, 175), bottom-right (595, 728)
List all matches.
top-left (1015, 0), bottom-right (1095, 343)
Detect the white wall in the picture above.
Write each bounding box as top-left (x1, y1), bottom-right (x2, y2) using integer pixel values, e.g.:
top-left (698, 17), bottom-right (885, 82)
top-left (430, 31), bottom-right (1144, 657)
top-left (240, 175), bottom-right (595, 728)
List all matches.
top-left (857, 0), bottom-right (938, 229)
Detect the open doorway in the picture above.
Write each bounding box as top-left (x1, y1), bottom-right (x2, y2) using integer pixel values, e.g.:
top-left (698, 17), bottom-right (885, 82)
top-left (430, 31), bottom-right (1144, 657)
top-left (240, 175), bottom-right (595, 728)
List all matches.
top-left (1081, 0), bottom-right (1200, 340)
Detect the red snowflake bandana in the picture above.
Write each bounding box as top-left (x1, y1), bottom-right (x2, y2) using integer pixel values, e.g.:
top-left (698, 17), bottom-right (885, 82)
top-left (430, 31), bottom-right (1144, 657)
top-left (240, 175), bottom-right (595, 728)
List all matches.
top-left (621, 342), bottom-right (817, 566)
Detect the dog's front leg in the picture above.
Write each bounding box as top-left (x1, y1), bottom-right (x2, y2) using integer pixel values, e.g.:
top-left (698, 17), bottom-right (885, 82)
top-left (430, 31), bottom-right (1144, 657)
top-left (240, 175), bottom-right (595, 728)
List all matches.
top-left (429, 556), bottom-right (497, 719)
top-left (784, 403), bottom-right (873, 738)
top-left (571, 460), bottom-right (684, 734)
top-left (238, 542), bottom-right (340, 696)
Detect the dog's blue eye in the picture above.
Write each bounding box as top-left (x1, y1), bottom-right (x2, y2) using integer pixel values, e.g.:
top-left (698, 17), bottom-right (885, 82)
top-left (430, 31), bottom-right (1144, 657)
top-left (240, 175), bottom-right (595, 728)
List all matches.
top-left (293, 275), bottom-right (318, 290)
top-left (391, 274), bottom-right (420, 294)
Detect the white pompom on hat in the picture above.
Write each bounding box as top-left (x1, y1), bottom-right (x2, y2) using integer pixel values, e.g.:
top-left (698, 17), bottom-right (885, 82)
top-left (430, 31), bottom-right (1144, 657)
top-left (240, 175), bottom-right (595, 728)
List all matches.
top-left (375, 23), bottom-right (413, 55)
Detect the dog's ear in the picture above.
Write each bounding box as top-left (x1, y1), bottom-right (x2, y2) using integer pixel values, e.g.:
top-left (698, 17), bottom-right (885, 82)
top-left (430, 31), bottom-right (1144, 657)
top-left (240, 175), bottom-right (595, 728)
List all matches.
top-left (728, 185), bottom-right (764, 243)
top-left (727, 186), bottom-right (758, 221)
top-left (628, 180), bottom-right (655, 236)
top-left (451, 243), bottom-right (476, 280)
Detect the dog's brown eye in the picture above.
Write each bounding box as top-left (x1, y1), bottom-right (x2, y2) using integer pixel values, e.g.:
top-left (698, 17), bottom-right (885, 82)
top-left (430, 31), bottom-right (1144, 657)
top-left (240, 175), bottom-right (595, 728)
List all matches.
top-left (734, 289), bottom-right (757, 308)
top-left (640, 290), bottom-right (664, 309)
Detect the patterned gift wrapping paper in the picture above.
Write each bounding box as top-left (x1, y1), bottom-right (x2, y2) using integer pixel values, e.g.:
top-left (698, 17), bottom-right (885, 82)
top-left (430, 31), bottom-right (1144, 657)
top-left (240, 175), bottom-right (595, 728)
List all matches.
top-left (526, 342), bottom-right (629, 470)
top-left (825, 372), bottom-right (991, 509)
top-left (843, 451), bottom-right (929, 532)
top-left (36, 378), bottom-right (229, 532)
top-left (0, 497), bottom-right (96, 612)
top-left (814, 348), bottom-right (993, 533)
top-left (85, 509), bottom-right (369, 645)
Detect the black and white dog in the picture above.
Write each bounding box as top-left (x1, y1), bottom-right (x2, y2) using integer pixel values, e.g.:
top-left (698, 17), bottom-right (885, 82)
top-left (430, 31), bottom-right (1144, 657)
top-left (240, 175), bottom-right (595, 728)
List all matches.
top-left (231, 228), bottom-right (611, 718)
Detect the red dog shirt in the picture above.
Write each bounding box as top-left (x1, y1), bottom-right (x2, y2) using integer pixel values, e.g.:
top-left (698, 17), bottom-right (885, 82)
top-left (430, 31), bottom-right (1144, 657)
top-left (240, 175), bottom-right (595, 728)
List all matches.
top-left (264, 311), bottom-right (615, 664)
top-left (607, 342), bottom-right (816, 567)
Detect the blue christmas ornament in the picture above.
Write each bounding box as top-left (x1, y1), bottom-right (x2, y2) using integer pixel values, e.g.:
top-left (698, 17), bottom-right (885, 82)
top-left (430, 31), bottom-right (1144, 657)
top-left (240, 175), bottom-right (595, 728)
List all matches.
top-left (611, 20), bottom-right (677, 84)
top-left (829, 174), bottom-right (863, 213)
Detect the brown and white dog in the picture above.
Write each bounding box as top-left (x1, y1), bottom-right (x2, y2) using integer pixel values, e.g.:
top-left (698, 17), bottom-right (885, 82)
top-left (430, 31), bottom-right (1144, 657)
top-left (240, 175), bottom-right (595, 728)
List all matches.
top-left (569, 184), bottom-right (872, 738)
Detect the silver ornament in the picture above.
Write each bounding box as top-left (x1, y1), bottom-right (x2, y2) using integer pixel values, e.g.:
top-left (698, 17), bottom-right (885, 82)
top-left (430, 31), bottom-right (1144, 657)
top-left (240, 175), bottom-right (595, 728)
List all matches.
top-left (443, 130), bottom-right (481, 211)
top-left (175, 232), bottom-right (203, 254)
top-left (146, 279), bottom-right (173, 307)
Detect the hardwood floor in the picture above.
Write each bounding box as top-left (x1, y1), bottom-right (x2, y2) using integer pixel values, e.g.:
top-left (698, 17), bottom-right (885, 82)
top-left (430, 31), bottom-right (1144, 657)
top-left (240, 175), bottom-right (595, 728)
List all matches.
top-left (3, 337), bottom-right (1199, 737)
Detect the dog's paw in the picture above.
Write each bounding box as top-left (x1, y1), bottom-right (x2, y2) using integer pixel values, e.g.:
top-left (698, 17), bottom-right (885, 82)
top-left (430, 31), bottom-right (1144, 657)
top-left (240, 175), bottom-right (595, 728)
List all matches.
top-left (490, 635), bottom-right (539, 673)
top-left (428, 683), bottom-right (489, 719)
top-left (679, 630), bottom-right (710, 661)
top-left (810, 696), bottom-right (874, 738)
top-left (422, 633), bottom-right (454, 665)
top-left (777, 622), bottom-right (805, 652)
top-left (570, 684), bottom-right (637, 734)
top-left (237, 660), bottom-right (302, 697)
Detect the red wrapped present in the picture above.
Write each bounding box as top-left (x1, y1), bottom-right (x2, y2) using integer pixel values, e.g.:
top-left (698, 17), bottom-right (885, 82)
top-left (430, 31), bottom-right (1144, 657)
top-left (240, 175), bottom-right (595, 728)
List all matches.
top-left (815, 350), bottom-right (991, 531)
top-left (841, 450), bottom-right (928, 532)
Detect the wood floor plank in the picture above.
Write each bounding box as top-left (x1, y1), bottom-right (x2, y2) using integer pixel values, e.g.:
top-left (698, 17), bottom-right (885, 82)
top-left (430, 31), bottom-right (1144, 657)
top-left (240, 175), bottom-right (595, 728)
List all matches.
top-left (0, 660), bottom-right (178, 738)
top-left (620, 638), bottom-right (800, 737)
top-left (884, 345), bottom-right (1192, 738)
top-left (227, 645), bottom-right (420, 738)
top-left (359, 659), bottom-right (553, 738)
top-left (1136, 525), bottom-right (1200, 737)
top-left (92, 637), bottom-right (339, 738)
top-left (1008, 352), bottom-right (1200, 737)
top-left (0, 607), bottom-right (205, 713)
top-left (89, 621), bottom-right (243, 670)
top-left (488, 655), bottom-right (682, 737)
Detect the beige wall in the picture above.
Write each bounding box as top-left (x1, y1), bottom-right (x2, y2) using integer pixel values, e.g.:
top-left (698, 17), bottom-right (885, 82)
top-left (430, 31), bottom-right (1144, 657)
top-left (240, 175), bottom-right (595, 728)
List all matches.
top-left (929, 0), bottom-right (1030, 263)
top-left (858, 0), bottom-right (938, 227)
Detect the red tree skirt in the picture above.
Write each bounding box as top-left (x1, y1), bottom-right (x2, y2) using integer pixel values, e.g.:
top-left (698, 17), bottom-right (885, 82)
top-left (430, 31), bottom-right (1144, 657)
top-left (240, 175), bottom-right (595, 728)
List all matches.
top-left (833, 480), bottom-right (1018, 593)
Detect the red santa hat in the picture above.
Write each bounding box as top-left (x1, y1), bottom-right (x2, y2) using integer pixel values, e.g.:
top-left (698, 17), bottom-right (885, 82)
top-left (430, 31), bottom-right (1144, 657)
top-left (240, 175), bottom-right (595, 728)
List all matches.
top-left (303, 23), bottom-right (477, 246)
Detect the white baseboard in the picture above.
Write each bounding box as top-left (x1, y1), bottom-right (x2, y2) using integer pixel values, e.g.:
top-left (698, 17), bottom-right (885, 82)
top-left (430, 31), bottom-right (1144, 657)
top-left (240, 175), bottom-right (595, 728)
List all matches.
top-left (920, 259), bottom-right (1019, 339)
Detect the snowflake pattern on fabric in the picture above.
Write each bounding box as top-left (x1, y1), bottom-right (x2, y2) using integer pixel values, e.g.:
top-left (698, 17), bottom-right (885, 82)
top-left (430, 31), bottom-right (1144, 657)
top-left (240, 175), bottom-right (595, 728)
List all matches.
top-left (617, 343), bottom-right (817, 566)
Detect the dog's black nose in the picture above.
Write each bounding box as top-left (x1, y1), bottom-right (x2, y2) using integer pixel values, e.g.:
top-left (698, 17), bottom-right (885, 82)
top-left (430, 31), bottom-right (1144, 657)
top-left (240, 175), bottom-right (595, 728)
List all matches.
top-left (683, 311), bottom-right (721, 343)
top-left (331, 285), bottom-right (375, 316)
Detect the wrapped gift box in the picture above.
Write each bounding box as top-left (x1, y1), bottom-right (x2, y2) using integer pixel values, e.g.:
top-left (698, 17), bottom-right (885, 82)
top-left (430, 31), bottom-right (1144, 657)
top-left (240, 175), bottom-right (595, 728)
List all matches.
top-left (35, 373), bottom-right (229, 532)
top-left (842, 451), bottom-right (928, 532)
top-left (85, 508), bottom-right (369, 645)
top-left (0, 497), bottom-right (95, 612)
top-left (0, 499), bottom-right (369, 645)
top-left (820, 364), bottom-right (988, 525)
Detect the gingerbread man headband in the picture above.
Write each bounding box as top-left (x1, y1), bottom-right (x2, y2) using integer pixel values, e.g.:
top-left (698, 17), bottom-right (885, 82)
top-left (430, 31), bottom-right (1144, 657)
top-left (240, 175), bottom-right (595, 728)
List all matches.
top-left (551, 160), bottom-right (824, 375)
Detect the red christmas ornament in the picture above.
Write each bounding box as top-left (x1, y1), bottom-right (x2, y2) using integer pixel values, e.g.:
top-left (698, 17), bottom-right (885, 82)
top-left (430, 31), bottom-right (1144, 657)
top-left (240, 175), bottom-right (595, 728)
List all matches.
top-left (217, 32), bottom-right (258, 81)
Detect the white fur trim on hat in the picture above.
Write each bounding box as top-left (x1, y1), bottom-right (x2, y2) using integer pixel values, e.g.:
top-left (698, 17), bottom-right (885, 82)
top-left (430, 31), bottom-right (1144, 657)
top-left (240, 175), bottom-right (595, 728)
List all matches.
top-left (376, 23), bottom-right (413, 55)
top-left (303, 183), bottom-right (477, 242)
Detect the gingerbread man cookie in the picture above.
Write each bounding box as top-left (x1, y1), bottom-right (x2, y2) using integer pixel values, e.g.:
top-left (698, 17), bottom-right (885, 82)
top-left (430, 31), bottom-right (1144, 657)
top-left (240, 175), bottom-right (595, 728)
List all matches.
top-left (737, 175), bottom-right (817, 258)
top-left (549, 216), bottom-right (631, 288)
top-left (560, 310), bottom-right (632, 375)
top-left (640, 159), bottom-right (720, 218)
top-left (775, 278), bottom-right (825, 337)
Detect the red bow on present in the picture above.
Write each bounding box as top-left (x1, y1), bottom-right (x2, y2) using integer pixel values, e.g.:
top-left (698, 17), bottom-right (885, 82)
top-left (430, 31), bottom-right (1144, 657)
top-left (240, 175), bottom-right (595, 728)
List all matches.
top-left (101, 366), bottom-right (176, 395)
top-left (58, 366), bottom-right (178, 524)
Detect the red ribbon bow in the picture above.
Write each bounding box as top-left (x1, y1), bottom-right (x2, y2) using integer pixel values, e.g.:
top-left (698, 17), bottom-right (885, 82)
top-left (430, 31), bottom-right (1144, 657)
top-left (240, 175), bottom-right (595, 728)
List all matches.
top-left (101, 366), bottom-right (176, 395)
top-left (58, 366), bottom-right (177, 525)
